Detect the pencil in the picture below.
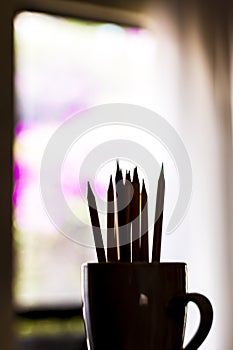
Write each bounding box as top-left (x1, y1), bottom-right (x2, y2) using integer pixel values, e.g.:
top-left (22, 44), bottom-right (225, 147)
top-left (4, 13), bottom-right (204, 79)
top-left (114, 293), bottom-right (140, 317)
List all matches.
top-left (87, 182), bottom-right (106, 263)
top-left (114, 207), bottom-right (120, 261)
top-left (140, 179), bottom-right (149, 262)
top-left (123, 171), bottom-right (131, 262)
top-left (152, 164), bottom-right (165, 262)
top-left (115, 161), bottom-right (126, 261)
top-left (107, 175), bottom-right (117, 262)
top-left (131, 167), bottom-right (140, 261)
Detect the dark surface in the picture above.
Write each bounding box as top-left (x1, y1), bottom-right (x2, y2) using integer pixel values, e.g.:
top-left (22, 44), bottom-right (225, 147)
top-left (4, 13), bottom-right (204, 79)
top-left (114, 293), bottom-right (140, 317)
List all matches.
top-left (17, 335), bottom-right (87, 350)
top-left (15, 306), bottom-right (83, 319)
top-left (15, 306), bottom-right (87, 350)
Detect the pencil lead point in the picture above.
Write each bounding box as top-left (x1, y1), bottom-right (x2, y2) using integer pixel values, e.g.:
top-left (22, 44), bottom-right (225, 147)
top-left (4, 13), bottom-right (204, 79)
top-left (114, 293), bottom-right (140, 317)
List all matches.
top-left (108, 175), bottom-right (113, 189)
top-left (88, 182), bottom-right (97, 199)
top-left (116, 159), bottom-right (120, 171)
top-left (126, 170), bottom-right (131, 182)
top-left (142, 179), bottom-right (148, 194)
top-left (133, 166), bottom-right (139, 182)
top-left (159, 163), bottom-right (165, 182)
top-left (115, 160), bottom-right (123, 184)
top-left (87, 181), bottom-right (93, 198)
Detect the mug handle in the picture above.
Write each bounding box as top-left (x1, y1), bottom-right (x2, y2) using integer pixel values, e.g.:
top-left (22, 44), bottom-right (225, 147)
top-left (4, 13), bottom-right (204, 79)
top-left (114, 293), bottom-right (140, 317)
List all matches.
top-left (169, 293), bottom-right (213, 350)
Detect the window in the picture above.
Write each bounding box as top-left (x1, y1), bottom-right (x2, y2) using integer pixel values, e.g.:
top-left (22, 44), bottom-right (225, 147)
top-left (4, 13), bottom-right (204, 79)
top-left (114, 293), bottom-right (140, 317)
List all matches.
top-left (14, 10), bottom-right (156, 309)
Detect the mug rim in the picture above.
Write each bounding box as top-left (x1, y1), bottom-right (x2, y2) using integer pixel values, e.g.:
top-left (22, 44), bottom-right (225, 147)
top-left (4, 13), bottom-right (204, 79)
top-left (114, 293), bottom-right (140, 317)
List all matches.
top-left (82, 261), bottom-right (187, 268)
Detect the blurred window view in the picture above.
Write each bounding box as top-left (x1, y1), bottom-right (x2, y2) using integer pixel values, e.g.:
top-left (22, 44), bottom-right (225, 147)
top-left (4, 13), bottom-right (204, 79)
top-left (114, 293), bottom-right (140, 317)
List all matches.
top-left (13, 12), bottom-right (157, 309)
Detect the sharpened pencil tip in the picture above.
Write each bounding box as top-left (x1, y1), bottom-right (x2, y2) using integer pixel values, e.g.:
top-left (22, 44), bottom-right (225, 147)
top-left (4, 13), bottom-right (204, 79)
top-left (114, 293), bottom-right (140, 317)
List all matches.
top-left (126, 170), bottom-right (131, 182)
top-left (142, 179), bottom-right (148, 195)
top-left (142, 178), bottom-right (145, 190)
top-left (115, 160), bottom-right (123, 183)
top-left (87, 182), bottom-right (94, 198)
top-left (159, 163), bottom-right (165, 182)
top-left (133, 166), bottom-right (139, 183)
top-left (108, 175), bottom-right (113, 189)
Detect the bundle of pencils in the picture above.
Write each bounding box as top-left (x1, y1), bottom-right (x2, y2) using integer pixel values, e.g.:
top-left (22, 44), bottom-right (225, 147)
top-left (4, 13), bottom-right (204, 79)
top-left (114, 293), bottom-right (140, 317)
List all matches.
top-left (87, 162), bottom-right (165, 263)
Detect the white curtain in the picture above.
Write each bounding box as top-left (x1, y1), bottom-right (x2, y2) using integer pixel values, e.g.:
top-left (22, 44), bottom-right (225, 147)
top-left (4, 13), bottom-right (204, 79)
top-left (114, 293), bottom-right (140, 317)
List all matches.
top-left (143, 1), bottom-right (232, 349)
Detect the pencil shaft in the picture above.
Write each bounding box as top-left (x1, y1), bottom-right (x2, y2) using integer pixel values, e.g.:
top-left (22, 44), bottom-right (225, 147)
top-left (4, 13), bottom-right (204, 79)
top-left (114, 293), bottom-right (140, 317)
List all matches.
top-left (88, 184), bottom-right (106, 262)
top-left (113, 227), bottom-right (118, 261)
top-left (115, 161), bottom-right (124, 261)
top-left (125, 181), bottom-right (132, 261)
top-left (152, 212), bottom-right (163, 262)
top-left (114, 212), bottom-right (120, 261)
top-left (152, 167), bottom-right (165, 262)
top-left (107, 178), bottom-right (117, 262)
top-left (107, 221), bottom-right (116, 262)
top-left (140, 188), bottom-right (149, 262)
top-left (88, 206), bottom-right (106, 262)
top-left (131, 181), bottom-right (140, 261)
top-left (116, 180), bottom-right (127, 261)
top-left (119, 181), bottom-right (131, 262)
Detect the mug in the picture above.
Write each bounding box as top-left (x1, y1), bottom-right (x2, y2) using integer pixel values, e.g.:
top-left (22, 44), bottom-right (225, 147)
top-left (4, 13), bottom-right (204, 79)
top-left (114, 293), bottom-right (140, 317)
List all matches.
top-left (82, 262), bottom-right (213, 350)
